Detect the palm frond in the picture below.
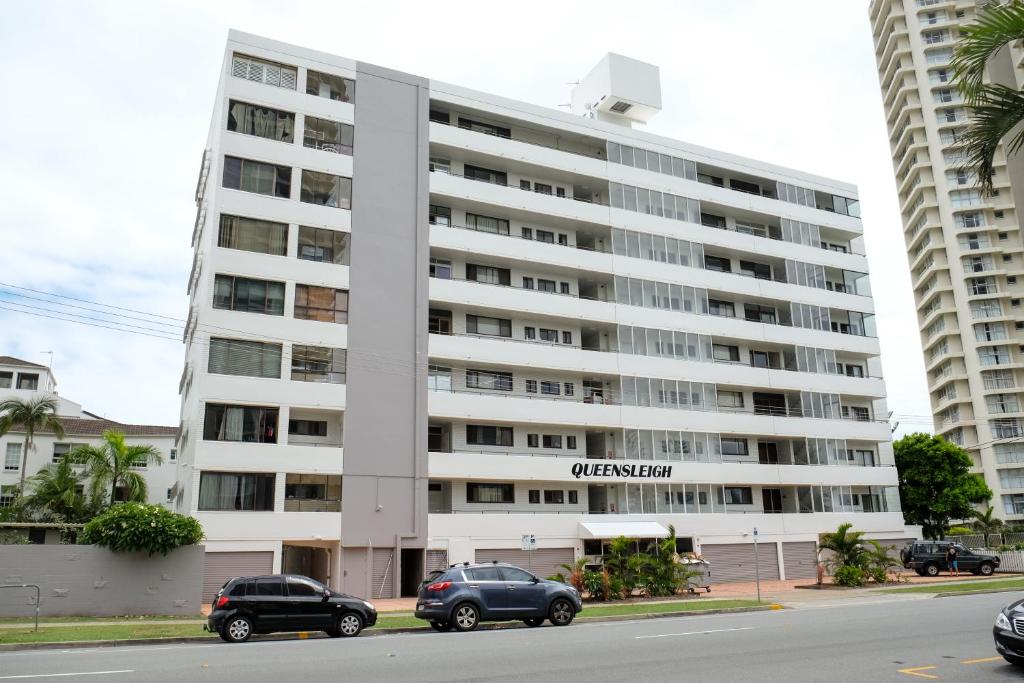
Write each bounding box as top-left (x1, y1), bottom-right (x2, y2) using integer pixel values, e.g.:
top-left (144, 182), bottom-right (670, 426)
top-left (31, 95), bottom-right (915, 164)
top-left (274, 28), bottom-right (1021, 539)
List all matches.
top-left (952, 1), bottom-right (1024, 98)
top-left (955, 83), bottom-right (1024, 195)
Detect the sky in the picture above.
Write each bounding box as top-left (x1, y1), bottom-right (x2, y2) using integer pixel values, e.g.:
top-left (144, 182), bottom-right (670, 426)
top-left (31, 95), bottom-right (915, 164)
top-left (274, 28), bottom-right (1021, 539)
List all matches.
top-left (0, 0), bottom-right (935, 435)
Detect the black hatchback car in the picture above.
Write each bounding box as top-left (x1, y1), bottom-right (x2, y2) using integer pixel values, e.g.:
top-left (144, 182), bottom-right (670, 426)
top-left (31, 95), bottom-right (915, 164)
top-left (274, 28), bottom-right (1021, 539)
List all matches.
top-left (414, 561), bottom-right (583, 632)
top-left (206, 574), bottom-right (377, 642)
top-left (900, 540), bottom-right (1000, 576)
top-left (994, 598), bottom-right (1024, 666)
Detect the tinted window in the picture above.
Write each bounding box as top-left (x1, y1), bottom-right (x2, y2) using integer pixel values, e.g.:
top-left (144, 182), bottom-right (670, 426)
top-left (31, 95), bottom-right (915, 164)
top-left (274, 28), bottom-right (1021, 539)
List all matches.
top-left (229, 582), bottom-right (249, 597)
top-left (465, 567), bottom-right (501, 581)
top-left (287, 578), bottom-right (320, 597)
top-left (254, 578), bottom-right (283, 596)
top-left (500, 567), bottom-right (535, 582)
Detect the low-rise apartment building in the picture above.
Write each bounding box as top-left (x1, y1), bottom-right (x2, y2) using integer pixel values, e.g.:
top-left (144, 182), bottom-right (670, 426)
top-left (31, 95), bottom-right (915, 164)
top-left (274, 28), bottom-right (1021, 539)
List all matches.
top-left (177, 32), bottom-right (915, 601)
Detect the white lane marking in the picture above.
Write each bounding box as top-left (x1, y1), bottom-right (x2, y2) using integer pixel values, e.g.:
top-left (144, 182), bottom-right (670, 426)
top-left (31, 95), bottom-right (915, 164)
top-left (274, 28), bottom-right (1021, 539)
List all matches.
top-left (0, 671), bottom-right (133, 680)
top-left (635, 627), bottom-right (753, 639)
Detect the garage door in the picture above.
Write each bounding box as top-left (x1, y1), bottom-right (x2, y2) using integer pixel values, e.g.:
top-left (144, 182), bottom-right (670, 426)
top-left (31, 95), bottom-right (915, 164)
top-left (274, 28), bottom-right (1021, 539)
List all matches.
top-left (426, 549), bottom-right (449, 573)
top-left (474, 548), bottom-right (574, 581)
top-left (372, 549), bottom-right (395, 599)
top-left (700, 543), bottom-right (779, 583)
top-left (202, 551), bottom-right (274, 603)
top-left (781, 542), bottom-right (818, 580)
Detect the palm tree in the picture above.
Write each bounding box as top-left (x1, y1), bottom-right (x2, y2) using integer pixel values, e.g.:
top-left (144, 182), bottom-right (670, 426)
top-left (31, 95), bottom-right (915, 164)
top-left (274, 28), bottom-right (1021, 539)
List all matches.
top-left (71, 430), bottom-right (163, 505)
top-left (0, 397), bottom-right (65, 493)
top-left (22, 456), bottom-right (92, 521)
top-left (970, 506), bottom-right (1004, 535)
top-left (950, 1), bottom-right (1024, 195)
top-left (819, 523), bottom-right (867, 571)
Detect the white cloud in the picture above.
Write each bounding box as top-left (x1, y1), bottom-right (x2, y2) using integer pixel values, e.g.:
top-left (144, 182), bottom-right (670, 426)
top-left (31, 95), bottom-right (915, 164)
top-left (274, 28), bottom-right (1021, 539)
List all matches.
top-left (0, 0), bottom-right (932, 434)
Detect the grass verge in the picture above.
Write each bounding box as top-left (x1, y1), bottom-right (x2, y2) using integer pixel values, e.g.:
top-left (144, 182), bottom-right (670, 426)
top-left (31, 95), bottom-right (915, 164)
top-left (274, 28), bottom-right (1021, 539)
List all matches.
top-left (0, 598), bottom-right (763, 645)
top-left (880, 577), bottom-right (1024, 594)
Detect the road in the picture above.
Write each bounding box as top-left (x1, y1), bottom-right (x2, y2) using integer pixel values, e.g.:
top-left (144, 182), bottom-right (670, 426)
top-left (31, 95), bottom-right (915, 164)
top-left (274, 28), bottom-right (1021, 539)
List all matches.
top-left (0, 592), bottom-right (1020, 682)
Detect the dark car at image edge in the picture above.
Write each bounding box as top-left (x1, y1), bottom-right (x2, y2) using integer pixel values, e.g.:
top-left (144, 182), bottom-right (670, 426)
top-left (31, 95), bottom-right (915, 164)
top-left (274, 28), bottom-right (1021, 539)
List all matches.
top-left (206, 574), bottom-right (377, 643)
top-left (993, 598), bottom-right (1024, 666)
top-left (414, 561), bottom-right (583, 632)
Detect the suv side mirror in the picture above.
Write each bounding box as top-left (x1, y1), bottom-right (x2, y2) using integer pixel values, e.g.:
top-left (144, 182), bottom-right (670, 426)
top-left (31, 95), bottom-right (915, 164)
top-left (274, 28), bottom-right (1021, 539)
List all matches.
top-left (322, 589), bottom-right (331, 601)
top-left (531, 576), bottom-right (540, 584)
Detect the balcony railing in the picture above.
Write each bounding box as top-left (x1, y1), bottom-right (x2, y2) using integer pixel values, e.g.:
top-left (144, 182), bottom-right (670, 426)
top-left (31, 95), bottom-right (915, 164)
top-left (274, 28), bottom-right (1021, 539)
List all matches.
top-left (430, 117), bottom-right (605, 160)
top-left (284, 499), bottom-right (341, 512)
top-left (427, 448), bottom-right (893, 467)
top-left (431, 168), bottom-right (609, 207)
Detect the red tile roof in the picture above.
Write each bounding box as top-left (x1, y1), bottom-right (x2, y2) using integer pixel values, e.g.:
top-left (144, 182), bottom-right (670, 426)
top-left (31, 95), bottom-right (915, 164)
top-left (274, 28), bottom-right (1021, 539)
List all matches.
top-left (5, 416), bottom-right (177, 437)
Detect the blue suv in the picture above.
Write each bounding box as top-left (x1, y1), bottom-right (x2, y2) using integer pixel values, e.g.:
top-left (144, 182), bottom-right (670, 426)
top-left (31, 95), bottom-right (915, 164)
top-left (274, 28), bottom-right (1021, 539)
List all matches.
top-left (414, 562), bottom-right (583, 632)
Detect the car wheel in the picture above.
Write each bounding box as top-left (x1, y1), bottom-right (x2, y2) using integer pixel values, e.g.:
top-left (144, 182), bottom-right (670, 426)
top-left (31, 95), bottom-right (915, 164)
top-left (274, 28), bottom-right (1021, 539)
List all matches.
top-left (549, 598), bottom-right (575, 627)
top-left (452, 603), bottom-right (480, 632)
top-left (924, 563), bottom-right (940, 577)
top-left (523, 617), bottom-right (544, 628)
top-left (430, 620), bottom-right (452, 632)
top-left (337, 612), bottom-right (364, 637)
top-left (223, 616), bottom-right (253, 643)
top-left (979, 562), bottom-right (995, 576)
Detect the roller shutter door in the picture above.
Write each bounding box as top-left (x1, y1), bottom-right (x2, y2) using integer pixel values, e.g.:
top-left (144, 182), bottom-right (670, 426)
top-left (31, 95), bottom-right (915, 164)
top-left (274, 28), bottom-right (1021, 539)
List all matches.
top-left (474, 548), bottom-right (574, 580)
top-left (781, 542), bottom-right (818, 580)
top-left (426, 549), bottom-right (449, 573)
top-left (700, 543), bottom-right (779, 583)
top-left (202, 551), bottom-right (273, 603)
top-left (372, 549), bottom-right (395, 599)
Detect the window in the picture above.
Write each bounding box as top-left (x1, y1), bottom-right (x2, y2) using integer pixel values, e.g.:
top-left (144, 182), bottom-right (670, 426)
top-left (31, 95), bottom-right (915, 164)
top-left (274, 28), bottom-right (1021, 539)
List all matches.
top-left (466, 264), bottom-right (511, 286)
top-left (298, 227), bottom-right (350, 264)
top-left (564, 383), bottom-right (574, 397)
top-left (431, 258), bottom-right (453, 279)
top-left (0, 372), bottom-right (10, 389)
top-left (739, 261), bottom-right (771, 280)
top-left (524, 327), bottom-right (536, 340)
top-left (466, 314), bottom-right (511, 337)
top-left (306, 69), bottom-right (354, 102)
top-left (567, 436), bottom-right (577, 449)
top-left (303, 116), bottom-right (353, 155)
top-left (466, 482), bottom-right (514, 503)
top-left (169, 448), bottom-right (177, 462)
top-left (300, 170), bottom-right (352, 209)
top-left (568, 490), bottom-right (578, 504)
top-left (529, 489), bottom-right (540, 504)
top-left (208, 338), bottom-right (282, 378)
top-left (744, 304), bottom-right (777, 324)
top-left (232, 54), bottom-right (297, 89)
top-left (291, 346), bottom-right (346, 383)
top-left (457, 117), bottom-right (510, 139)
top-left (717, 390), bottom-right (745, 408)
top-left (16, 373), bottom-right (39, 390)
top-left (724, 487), bottom-right (753, 505)
top-left (4, 443), bottom-right (21, 471)
top-left (466, 213), bottom-right (509, 235)
top-left (464, 164), bottom-right (507, 185)
top-left (289, 419), bottom-right (327, 437)
top-left (52, 443), bottom-right (85, 464)
top-left (466, 425), bottom-right (513, 447)
top-left (543, 435), bottom-right (563, 448)
top-left (520, 180), bottom-right (531, 190)
top-left (538, 279), bottom-right (557, 293)
top-left (218, 215), bottom-right (288, 256)
top-left (527, 434), bottom-right (539, 447)
top-left (227, 100), bottom-right (294, 143)
top-left (544, 490), bottom-right (565, 504)
top-left (294, 285), bottom-right (349, 323)
top-left (521, 228), bottom-right (533, 239)
top-left (466, 370), bottom-right (513, 391)
top-left (541, 381), bottom-right (561, 396)
top-left (562, 331), bottom-right (572, 345)
top-left (704, 255), bottom-right (732, 272)
top-left (560, 282), bottom-right (570, 295)
top-left (198, 472), bottom-right (275, 511)
top-left (0, 485), bottom-right (15, 509)
top-left (713, 344), bottom-right (740, 362)
top-left (721, 438), bottom-right (749, 456)
top-left (429, 157), bottom-right (451, 174)
top-left (522, 277), bottom-right (535, 289)
top-left (203, 404), bottom-right (279, 443)
top-left (536, 230), bottom-right (555, 243)
top-left (429, 309), bottom-right (452, 335)
top-left (428, 366), bottom-right (452, 392)
top-left (222, 157), bottom-right (291, 198)
top-left (525, 380), bottom-right (538, 393)
top-left (213, 275), bottom-right (285, 316)
top-left (286, 577), bottom-right (322, 597)
top-left (430, 204), bottom-right (451, 226)
top-left (534, 183), bottom-right (553, 195)
top-left (709, 300), bottom-right (735, 317)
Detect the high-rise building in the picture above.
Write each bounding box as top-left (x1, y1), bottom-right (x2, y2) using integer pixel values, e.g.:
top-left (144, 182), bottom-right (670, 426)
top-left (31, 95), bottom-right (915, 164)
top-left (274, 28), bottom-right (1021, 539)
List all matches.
top-left (870, 1), bottom-right (1024, 519)
top-left (178, 30), bottom-right (910, 601)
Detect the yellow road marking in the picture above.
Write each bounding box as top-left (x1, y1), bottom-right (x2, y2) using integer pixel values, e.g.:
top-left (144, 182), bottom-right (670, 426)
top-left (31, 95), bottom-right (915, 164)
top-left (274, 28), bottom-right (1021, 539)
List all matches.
top-left (961, 656), bottom-right (1002, 665)
top-left (897, 666), bottom-right (938, 679)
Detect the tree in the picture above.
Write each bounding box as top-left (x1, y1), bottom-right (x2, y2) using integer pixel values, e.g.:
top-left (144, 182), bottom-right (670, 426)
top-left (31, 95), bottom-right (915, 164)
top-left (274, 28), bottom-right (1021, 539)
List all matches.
top-left (71, 430), bottom-right (163, 505)
top-left (951, 1), bottom-right (1024, 195)
top-left (819, 522), bottom-right (867, 572)
top-left (80, 503), bottom-right (203, 556)
top-left (21, 456), bottom-right (98, 523)
top-left (894, 433), bottom-right (992, 539)
top-left (0, 397), bottom-right (65, 493)
top-left (971, 506), bottom-right (1004, 535)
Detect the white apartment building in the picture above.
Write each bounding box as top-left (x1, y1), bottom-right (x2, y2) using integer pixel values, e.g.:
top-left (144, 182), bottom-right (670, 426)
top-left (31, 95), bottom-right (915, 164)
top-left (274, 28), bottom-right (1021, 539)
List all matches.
top-left (178, 31), bottom-right (913, 601)
top-left (870, 0), bottom-right (1024, 519)
top-left (0, 356), bottom-right (177, 515)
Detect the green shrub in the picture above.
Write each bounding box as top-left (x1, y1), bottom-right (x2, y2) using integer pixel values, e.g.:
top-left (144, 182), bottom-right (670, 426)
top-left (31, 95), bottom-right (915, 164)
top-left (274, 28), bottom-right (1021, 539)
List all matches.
top-left (79, 503), bottom-right (203, 556)
top-left (833, 565), bottom-right (866, 587)
top-left (867, 566), bottom-right (889, 584)
top-left (0, 529), bottom-right (30, 545)
top-left (946, 527), bottom-right (974, 537)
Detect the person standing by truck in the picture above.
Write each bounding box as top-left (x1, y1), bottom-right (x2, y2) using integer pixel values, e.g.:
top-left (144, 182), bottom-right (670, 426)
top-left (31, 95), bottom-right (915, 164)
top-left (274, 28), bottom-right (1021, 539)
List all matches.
top-left (946, 544), bottom-right (959, 577)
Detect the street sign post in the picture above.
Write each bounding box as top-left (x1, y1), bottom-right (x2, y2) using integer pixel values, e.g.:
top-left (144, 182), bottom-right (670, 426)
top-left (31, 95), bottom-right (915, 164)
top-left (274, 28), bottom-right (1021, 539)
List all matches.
top-left (521, 534), bottom-right (537, 572)
top-left (753, 527), bottom-right (761, 604)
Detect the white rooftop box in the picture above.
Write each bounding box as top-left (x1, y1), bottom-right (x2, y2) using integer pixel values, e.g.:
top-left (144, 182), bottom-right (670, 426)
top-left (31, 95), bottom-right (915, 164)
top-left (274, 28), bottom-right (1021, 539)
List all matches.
top-left (570, 53), bottom-right (662, 126)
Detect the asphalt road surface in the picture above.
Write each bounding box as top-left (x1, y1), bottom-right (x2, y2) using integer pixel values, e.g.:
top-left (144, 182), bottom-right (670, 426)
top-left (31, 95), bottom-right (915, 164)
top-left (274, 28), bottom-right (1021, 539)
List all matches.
top-left (1, 592), bottom-right (1022, 682)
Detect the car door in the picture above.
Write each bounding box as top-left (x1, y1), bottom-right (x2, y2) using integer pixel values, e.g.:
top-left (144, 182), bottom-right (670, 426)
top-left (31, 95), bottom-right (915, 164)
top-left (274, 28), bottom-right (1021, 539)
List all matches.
top-left (499, 566), bottom-right (547, 617)
top-left (249, 577), bottom-right (289, 630)
top-left (285, 576), bottom-right (333, 630)
top-left (465, 566), bottom-right (506, 616)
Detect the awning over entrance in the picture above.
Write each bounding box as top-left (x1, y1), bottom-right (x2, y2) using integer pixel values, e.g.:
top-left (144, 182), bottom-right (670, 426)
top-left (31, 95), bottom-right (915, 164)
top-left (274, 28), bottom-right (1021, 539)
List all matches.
top-left (579, 521), bottom-right (671, 539)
